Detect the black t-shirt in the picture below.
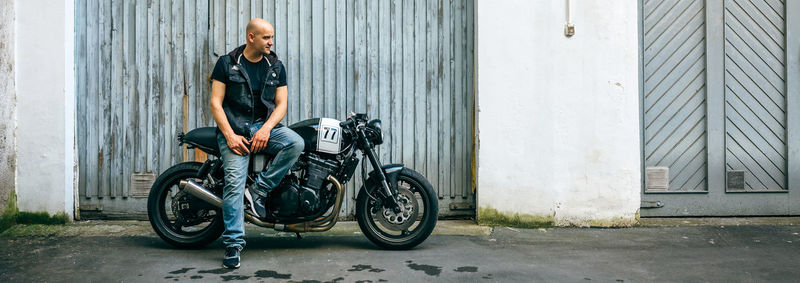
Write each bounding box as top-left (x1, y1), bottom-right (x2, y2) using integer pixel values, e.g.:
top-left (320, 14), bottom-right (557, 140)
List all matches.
top-left (210, 54), bottom-right (287, 121)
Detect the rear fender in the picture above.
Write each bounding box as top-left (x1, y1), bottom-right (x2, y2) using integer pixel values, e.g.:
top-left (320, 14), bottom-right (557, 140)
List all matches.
top-left (196, 159), bottom-right (223, 181)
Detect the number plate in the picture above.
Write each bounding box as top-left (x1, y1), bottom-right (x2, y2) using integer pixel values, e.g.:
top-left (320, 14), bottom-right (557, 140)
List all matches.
top-left (317, 118), bottom-right (342, 154)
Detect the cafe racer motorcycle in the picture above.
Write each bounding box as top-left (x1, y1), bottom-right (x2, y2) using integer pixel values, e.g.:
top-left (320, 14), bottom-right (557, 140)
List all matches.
top-left (147, 113), bottom-right (438, 250)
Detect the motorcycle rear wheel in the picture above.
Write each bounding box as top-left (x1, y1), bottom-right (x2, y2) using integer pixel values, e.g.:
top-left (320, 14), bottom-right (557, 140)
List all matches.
top-left (147, 162), bottom-right (224, 248)
top-left (355, 168), bottom-right (438, 250)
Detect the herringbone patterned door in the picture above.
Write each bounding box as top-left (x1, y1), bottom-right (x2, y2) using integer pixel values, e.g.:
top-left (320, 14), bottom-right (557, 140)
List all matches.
top-left (643, 0), bottom-right (708, 192)
top-left (640, 0), bottom-right (799, 216)
top-left (723, 0), bottom-right (787, 192)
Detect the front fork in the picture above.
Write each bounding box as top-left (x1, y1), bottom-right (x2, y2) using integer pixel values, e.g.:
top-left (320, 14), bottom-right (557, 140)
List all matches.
top-left (358, 132), bottom-right (403, 213)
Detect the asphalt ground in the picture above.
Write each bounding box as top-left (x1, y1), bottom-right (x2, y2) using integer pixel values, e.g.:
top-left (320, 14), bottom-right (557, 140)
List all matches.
top-left (1, 219), bottom-right (799, 282)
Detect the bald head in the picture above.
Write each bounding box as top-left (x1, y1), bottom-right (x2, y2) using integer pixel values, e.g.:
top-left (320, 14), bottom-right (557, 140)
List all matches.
top-left (246, 18), bottom-right (273, 36)
top-left (244, 18), bottom-right (275, 57)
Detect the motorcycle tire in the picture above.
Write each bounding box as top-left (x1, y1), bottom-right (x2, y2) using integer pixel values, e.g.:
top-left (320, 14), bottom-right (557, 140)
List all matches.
top-left (355, 168), bottom-right (438, 250)
top-left (147, 162), bottom-right (224, 249)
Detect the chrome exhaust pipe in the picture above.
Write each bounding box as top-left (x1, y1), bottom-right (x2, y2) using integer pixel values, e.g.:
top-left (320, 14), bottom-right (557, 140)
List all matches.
top-left (178, 176), bottom-right (343, 232)
top-left (179, 180), bottom-right (222, 208)
top-left (245, 213), bottom-right (275, 228)
top-left (278, 176), bottom-right (344, 233)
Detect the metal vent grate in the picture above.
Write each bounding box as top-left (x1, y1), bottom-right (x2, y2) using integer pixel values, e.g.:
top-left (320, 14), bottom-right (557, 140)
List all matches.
top-left (646, 167), bottom-right (669, 192)
top-left (726, 170), bottom-right (745, 192)
top-left (131, 173), bottom-right (156, 198)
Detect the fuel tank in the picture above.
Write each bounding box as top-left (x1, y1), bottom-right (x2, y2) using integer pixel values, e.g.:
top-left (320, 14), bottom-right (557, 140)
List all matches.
top-left (288, 118), bottom-right (350, 154)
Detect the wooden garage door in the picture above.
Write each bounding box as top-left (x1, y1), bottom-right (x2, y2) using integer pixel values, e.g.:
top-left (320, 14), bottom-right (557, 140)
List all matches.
top-left (75, 0), bottom-right (475, 218)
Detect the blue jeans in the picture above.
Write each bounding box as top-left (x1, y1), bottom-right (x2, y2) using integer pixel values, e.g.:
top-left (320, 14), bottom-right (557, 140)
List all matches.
top-left (216, 122), bottom-right (305, 250)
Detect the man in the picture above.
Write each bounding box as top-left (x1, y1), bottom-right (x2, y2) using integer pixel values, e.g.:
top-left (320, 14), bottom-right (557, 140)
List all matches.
top-left (209, 18), bottom-right (305, 269)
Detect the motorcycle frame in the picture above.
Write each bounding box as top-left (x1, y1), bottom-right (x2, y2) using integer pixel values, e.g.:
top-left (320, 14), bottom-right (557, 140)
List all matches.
top-left (184, 114), bottom-right (402, 233)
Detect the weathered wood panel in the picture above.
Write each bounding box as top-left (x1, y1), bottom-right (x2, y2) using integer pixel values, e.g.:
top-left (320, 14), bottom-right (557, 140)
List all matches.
top-left (85, 0), bottom-right (98, 199)
top-left (76, 0), bottom-right (87, 199)
top-left (77, 0), bottom-right (475, 217)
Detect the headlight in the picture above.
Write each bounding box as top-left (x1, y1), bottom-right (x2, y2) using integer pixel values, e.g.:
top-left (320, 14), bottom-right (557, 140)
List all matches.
top-left (367, 119), bottom-right (383, 145)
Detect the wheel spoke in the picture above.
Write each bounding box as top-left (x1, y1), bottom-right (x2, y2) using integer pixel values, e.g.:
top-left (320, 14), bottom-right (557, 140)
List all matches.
top-left (172, 218), bottom-right (184, 231)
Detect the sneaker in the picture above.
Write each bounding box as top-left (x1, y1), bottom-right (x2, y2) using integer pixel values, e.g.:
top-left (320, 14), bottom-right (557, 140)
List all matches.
top-left (222, 247), bottom-right (240, 269)
top-left (243, 187), bottom-right (258, 217)
top-left (246, 186), bottom-right (267, 218)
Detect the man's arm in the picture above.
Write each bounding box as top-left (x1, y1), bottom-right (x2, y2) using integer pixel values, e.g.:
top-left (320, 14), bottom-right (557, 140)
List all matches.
top-left (210, 79), bottom-right (251, 155)
top-left (250, 86), bottom-right (287, 153)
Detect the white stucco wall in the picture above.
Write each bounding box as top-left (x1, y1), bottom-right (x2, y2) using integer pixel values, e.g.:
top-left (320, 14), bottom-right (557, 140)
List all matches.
top-left (15, 0), bottom-right (75, 217)
top-left (476, 0), bottom-right (641, 226)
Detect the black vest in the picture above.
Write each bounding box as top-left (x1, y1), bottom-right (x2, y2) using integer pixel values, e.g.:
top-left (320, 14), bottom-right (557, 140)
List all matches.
top-left (219, 45), bottom-right (285, 137)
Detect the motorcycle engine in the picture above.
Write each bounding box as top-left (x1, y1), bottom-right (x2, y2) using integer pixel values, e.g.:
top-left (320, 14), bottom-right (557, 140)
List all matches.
top-left (268, 153), bottom-right (339, 217)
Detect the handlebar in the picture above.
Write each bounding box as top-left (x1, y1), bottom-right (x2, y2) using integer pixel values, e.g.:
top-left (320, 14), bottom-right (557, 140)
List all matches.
top-left (340, 113), bottom-right (369, 127)
top-left (340, 119), bottom-right (355, 127)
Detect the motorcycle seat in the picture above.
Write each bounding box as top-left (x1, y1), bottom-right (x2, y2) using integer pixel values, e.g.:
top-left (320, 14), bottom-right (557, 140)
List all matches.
top-left (182, 127), bottom-right (221, 156)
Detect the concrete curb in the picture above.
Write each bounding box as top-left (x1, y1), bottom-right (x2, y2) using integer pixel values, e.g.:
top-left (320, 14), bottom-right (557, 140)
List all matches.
top-left (0, 220), bottom-right (492, 238)
top-left (4, 218), bottom-right (800, 238)
top-left (639, 217), bottom-right (800, 227)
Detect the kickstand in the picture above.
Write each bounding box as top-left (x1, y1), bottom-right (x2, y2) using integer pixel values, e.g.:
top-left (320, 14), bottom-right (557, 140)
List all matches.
top-left (295, 232), bottom-right (303, 240)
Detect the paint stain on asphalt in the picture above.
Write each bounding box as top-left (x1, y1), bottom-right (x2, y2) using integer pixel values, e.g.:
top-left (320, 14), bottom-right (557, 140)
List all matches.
top-left (348, 264), bottom-right (385, 273)
top-left (221, 275), bottom-right (251, 281)
top-left (169, 267), bottom-right (195, 274)
top-left (454, 266), bottom-right (478, 273)
top-left (288, 278), bottom-right (343, 283)
top-left (254, 270), bottom-right (292, 279)
top-left (406, 261), bottom-right (442, 276)
top-left (482, 273), bottom-right (493, 279)
top-left (190, 275), bottom-right (203, 279)
top-left (198, 268), bottom-right (235, 274)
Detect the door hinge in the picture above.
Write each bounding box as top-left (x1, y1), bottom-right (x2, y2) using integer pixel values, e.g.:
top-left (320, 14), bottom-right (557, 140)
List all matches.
top-left (640, 201), bottom-right (664, 209)
top-left (79, 204), bottom-right (103, 211)
top-left (449, 202), bottom-right (475, 211)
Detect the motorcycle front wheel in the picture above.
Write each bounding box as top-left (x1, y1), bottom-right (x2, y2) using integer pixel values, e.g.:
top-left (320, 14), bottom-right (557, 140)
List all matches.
top-left (355, 168), bottom-right (438, 250)
top-left (147, 162), bottom-right (224, 248)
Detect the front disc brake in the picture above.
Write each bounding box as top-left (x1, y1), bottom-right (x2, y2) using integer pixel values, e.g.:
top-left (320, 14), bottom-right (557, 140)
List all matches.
top-left (376, 186), bottom-right (419, 231)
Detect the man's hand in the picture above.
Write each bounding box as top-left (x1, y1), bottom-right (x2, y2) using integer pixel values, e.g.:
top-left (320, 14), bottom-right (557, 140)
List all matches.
top-left (250, 127), bottom-right (271, 153)
top-left (226, 134), bottom-right (251, 156)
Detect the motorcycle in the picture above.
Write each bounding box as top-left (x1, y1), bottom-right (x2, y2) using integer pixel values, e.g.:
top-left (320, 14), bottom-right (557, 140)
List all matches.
top-left (147, 113), bottom-right (438, 250)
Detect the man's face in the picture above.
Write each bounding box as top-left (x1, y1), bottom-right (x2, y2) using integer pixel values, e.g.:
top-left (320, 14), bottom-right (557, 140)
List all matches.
top-left (249, 25), bottom-right (274, 55)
